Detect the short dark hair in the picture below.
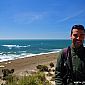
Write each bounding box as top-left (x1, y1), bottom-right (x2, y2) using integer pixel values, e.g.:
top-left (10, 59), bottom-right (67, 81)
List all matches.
top-left (71, 25), bottom-right (85, 35)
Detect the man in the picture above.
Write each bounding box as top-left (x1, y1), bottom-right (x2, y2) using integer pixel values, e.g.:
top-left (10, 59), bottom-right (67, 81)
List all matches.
top-left (55, 25), bottom-right (85, 85)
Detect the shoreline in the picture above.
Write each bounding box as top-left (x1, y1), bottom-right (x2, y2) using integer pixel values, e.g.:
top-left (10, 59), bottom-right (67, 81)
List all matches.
top-left (0, 52), bottom-right (58, 76)
top-left (0, 51), bottom-right (60, 62)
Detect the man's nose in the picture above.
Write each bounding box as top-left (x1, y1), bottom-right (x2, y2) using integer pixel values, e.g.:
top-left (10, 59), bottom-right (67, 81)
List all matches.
top-left (76, 36), bottom-right (80, 39)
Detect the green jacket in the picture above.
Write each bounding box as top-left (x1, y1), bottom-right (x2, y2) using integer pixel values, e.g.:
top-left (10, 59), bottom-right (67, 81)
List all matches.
top-left (55, 46), bottom-right (85, 85)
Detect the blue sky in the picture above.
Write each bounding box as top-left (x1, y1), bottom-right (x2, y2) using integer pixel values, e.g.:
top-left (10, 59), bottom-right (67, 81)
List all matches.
top-left (0, 0), bottom-right (85, 39)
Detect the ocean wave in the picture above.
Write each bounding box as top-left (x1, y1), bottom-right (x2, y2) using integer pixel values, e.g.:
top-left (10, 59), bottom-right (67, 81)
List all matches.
top-left (50, 49), bottom-right (62, 52)
top-left (2, 45), bottom-right (30, 48)
top-left (0, 49), bottom-right (61, 62)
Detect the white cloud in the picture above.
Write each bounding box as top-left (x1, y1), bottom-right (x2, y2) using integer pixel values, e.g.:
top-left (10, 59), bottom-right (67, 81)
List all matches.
top-left (57, 10), bottom-right (85, 23)
top-left (12, 12), bottom-right (46, 24)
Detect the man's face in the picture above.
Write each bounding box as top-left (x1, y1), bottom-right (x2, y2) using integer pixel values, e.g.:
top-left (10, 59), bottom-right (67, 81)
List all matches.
top-left (71, 29), bottom-right (85, 48)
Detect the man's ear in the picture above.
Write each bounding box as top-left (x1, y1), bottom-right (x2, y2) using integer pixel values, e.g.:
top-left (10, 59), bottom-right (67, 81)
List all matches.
top-left (84, 34), bottom-right (85, 39)
top-left (70, 34), bottom-right (72, 39)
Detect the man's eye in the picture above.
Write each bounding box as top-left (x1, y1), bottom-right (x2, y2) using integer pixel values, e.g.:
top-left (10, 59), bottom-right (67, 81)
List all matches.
top-left (80, 34), bottom-right (84, 36)
top-left (73, 34), bottom-right (78, 37)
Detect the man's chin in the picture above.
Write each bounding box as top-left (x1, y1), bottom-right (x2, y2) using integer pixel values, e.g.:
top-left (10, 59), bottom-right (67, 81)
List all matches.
top-left (75, 44), bottom-right (82, 48)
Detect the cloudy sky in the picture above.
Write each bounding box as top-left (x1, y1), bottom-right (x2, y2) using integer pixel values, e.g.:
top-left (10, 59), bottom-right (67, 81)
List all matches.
top-left (0, 0), bottom-right (85, 39)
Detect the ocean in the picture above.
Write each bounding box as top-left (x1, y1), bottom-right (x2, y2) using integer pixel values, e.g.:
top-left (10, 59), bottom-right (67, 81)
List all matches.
top-left (0, 39), bottom-right (72, 62)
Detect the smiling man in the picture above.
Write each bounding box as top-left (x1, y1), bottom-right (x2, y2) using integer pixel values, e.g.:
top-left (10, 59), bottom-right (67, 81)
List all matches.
top-left (71, 25), bottom-right (85, 48)
top-left (55, 25), bottom-right (85, 85)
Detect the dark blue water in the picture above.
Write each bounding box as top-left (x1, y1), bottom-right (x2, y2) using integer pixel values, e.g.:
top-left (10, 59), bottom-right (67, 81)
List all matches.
top-left (0, 39), bottom-right (71, 54)
top-left (0, 39), bottom-right (71, 62)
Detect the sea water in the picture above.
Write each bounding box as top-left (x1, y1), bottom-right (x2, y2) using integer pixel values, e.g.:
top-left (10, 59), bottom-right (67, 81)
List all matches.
top-left (0, 39), bottom-right (71, 62)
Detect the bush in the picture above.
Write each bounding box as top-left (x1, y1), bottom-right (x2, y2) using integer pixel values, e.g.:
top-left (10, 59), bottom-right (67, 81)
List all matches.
top-left (36, 65), bottom-right (43, 69)
top-left (36, 65), bottom-right (49, 72)
top-left (4, 72), bottom-right (51, 85)
top-left (49, 62), bottom-right (54, 68)
top-left (47, 72), bottom-right (53, 76)
top-left (50, 76), bottom-right (55, 81)
top-left (2, 69), bottom-right (14, 80)
top-left (4, 75), bottom-right (18, 85)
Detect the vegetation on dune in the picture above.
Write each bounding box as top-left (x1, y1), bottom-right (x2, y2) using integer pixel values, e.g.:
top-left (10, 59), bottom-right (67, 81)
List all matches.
top-left (1, 71), bottom-right (51, 85)
top-left (1, 62), bottom-right (55, 85)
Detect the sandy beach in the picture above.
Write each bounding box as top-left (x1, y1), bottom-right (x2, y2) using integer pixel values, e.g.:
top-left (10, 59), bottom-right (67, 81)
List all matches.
top-left (0, 53), bottom-right (58, 76)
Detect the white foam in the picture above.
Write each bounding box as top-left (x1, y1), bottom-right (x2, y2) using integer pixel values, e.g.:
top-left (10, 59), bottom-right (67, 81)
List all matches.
top-left (2, 45), bottom-right (29, 48)
top-left (0, 49), bottom-right (61, 62)
top-left (2, 45), bottom-right (17, 48)
top-left (0, 54), bottom-right (20, 62)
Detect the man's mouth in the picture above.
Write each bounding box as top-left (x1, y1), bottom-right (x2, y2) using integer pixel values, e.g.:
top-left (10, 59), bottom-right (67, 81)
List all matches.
top-left (76, 40), bottom-right (81, 43)
top-left (75, 40), bottom-right (82, 45)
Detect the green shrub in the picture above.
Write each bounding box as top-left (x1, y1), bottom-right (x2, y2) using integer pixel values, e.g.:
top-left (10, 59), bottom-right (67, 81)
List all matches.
top-left (5, 75), bottom-right (18, 85)
top-left (18, 72), bottom-right (51, 85)
top-left (4, 72), bottom-right (51, 85)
